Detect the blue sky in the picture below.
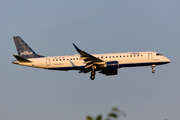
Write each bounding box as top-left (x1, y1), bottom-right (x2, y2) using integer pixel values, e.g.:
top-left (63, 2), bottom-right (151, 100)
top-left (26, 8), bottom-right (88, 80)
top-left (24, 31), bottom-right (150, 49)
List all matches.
top-left (0, 0), bottom-right (180, 120)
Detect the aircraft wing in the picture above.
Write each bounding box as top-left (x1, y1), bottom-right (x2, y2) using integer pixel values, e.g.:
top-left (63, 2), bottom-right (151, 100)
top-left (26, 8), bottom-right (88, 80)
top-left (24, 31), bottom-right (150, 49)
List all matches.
top-left (73, 43), bottom-right (105, 70)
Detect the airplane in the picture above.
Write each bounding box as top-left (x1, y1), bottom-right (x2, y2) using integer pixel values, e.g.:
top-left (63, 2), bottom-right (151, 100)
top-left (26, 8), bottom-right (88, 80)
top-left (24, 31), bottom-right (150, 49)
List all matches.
top-left (12, 36), bottom-right (171, 80)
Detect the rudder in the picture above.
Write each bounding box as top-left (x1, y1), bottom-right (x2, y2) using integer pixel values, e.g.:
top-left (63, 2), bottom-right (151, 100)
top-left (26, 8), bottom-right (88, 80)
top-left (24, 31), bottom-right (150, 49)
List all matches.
top-left (13, 36), bottom-right (44, 59)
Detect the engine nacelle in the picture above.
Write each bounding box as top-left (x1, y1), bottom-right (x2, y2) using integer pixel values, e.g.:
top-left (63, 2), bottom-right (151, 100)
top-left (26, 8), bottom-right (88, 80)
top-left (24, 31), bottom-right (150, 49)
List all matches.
top-left (104, 61), bottom-right (119, 69)
top-left (105, 69), bottom-right (118, 76)
top-left (99, 69), bottom-right (118, 76)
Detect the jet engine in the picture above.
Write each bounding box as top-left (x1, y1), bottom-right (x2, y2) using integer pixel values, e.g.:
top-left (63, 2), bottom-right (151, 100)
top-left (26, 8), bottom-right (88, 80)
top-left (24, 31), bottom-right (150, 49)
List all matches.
top-left (99, 69), bottom-right (118, 76)
top-left (103, 61), bottom-right (119, 69)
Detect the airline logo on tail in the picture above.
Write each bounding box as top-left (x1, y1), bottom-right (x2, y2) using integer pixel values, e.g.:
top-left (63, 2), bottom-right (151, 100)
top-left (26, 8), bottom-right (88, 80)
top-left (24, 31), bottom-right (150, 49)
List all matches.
top-left (20, 51), bottom-right (33, 56)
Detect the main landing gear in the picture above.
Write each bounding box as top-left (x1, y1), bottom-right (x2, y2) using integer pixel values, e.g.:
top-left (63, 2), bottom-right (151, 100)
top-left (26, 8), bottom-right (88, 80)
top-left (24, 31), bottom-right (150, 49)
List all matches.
top-left (151, 65), bottom-right (156, 74)
top-left (90, 71), bottom-right (95, 80)
top-left (90, 66), bottom-right (96, 80)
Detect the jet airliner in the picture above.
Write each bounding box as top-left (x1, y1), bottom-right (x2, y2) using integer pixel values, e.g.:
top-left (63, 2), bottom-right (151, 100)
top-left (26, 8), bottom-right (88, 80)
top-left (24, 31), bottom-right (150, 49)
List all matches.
top-left (12, 36), bottom-right (170, 80)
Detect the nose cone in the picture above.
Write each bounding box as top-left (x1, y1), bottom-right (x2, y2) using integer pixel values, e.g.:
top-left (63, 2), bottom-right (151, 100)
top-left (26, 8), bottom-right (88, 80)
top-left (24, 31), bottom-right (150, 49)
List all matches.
top-left (165, 57), bottom-right (171, 63)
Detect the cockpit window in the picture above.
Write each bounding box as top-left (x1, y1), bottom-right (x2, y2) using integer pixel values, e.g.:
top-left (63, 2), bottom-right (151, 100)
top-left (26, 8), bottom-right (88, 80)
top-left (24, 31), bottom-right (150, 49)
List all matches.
top-left (156, 53), bottom-right (162, 56)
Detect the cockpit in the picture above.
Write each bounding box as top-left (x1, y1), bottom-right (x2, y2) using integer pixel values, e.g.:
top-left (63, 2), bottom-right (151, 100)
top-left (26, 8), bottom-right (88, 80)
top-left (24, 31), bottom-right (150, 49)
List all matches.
top-left (156, 53), bottom-right (163, 56)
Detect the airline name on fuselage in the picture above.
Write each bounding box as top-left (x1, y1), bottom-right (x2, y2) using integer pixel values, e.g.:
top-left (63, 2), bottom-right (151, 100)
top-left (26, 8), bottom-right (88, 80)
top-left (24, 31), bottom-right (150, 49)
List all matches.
top-left (131, 52), bottom-right (140, 55)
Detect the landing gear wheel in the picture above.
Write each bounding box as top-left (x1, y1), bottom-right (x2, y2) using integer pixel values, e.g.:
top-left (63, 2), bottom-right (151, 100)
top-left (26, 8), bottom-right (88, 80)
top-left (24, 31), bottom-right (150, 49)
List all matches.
top-left (90, 75), bottom-right (95, 80)
top-left (151, 65), bottom-right (156, 74)
top-left (90, 66), bottom-right (96, 80)
top-left (91, 71), bottom-right (95, 76)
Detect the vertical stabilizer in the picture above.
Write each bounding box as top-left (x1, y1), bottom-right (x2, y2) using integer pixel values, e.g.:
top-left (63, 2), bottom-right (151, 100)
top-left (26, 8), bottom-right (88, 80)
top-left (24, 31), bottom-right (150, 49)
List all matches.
top-left (13, 36), bottom-right (44, 58)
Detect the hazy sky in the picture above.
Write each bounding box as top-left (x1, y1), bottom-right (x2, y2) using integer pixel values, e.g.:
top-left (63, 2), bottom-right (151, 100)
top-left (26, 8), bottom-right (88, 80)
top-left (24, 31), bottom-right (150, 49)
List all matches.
top-left (0, 0), bottom-right (180, 120)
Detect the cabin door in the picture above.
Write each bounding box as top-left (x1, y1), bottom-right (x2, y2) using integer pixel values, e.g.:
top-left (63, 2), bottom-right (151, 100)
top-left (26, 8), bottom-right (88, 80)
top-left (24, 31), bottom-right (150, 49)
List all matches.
top-left (46, 58), bottom-right (50, 66)
top-left (148, 53), bottom-right (153, 60)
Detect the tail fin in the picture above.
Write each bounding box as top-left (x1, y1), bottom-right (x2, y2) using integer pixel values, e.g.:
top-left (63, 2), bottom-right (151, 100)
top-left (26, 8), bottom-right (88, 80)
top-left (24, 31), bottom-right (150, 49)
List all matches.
top-left (13, 36), bottom-right (45, 59)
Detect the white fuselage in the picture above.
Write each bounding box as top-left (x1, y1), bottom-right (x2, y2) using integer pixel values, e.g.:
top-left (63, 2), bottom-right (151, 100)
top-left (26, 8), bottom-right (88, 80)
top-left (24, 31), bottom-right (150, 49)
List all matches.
top-left (13, 51), bottom-right (170, 71)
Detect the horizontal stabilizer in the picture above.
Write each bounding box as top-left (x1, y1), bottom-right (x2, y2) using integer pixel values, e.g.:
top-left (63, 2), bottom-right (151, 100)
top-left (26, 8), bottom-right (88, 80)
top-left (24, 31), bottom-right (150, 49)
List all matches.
top-left (13, 55), bottom-right (32, 62)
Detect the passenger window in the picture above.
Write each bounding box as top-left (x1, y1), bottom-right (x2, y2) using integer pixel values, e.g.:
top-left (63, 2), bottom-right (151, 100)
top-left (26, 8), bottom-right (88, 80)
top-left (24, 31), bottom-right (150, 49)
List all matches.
top-left (109, 56), bottom-right (111, 58)
top-left (77, 58), bottom-right (78, 60)
top-left (73, 58), bottom-right (75, 60)
top-left (63, 59), bottom-right (65, 61)
top-left (120, 56), bottom-right (121, 58)
top-left (130, 55), bottom-right (132, 57)
top-left (113, 56), bottom-right (114, 58)
top-left (123, 56), bottom-right (125, 57)
top-left (137, 55), bottom-right (139, 57)
top-left (134, 55), bottom-right (136, 57)
top-left (116, 56), bottom-right (118, 58)
top-left (127, 55), bottom-right (129, 57)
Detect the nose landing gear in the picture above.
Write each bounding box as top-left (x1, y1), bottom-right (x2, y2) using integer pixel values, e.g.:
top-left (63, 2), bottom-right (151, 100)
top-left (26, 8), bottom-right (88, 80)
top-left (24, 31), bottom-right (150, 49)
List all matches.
top-left (151, 65), bottom-right (156, 74)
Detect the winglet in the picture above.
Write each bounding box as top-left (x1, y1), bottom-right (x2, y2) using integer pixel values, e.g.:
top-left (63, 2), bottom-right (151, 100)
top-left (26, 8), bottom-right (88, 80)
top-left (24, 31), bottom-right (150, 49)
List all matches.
top-left (73, 43), bottom-right (82, 52)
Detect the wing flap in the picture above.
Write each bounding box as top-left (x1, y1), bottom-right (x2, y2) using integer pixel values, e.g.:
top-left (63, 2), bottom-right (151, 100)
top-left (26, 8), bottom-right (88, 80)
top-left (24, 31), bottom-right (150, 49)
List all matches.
top-left (85, 64), bottom-right (94, 69)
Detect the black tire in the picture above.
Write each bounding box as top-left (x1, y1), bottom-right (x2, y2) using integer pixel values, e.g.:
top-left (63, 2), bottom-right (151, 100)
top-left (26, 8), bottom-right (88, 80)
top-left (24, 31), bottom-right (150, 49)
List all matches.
top-left (90, 75), bottom-right (95, 80)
